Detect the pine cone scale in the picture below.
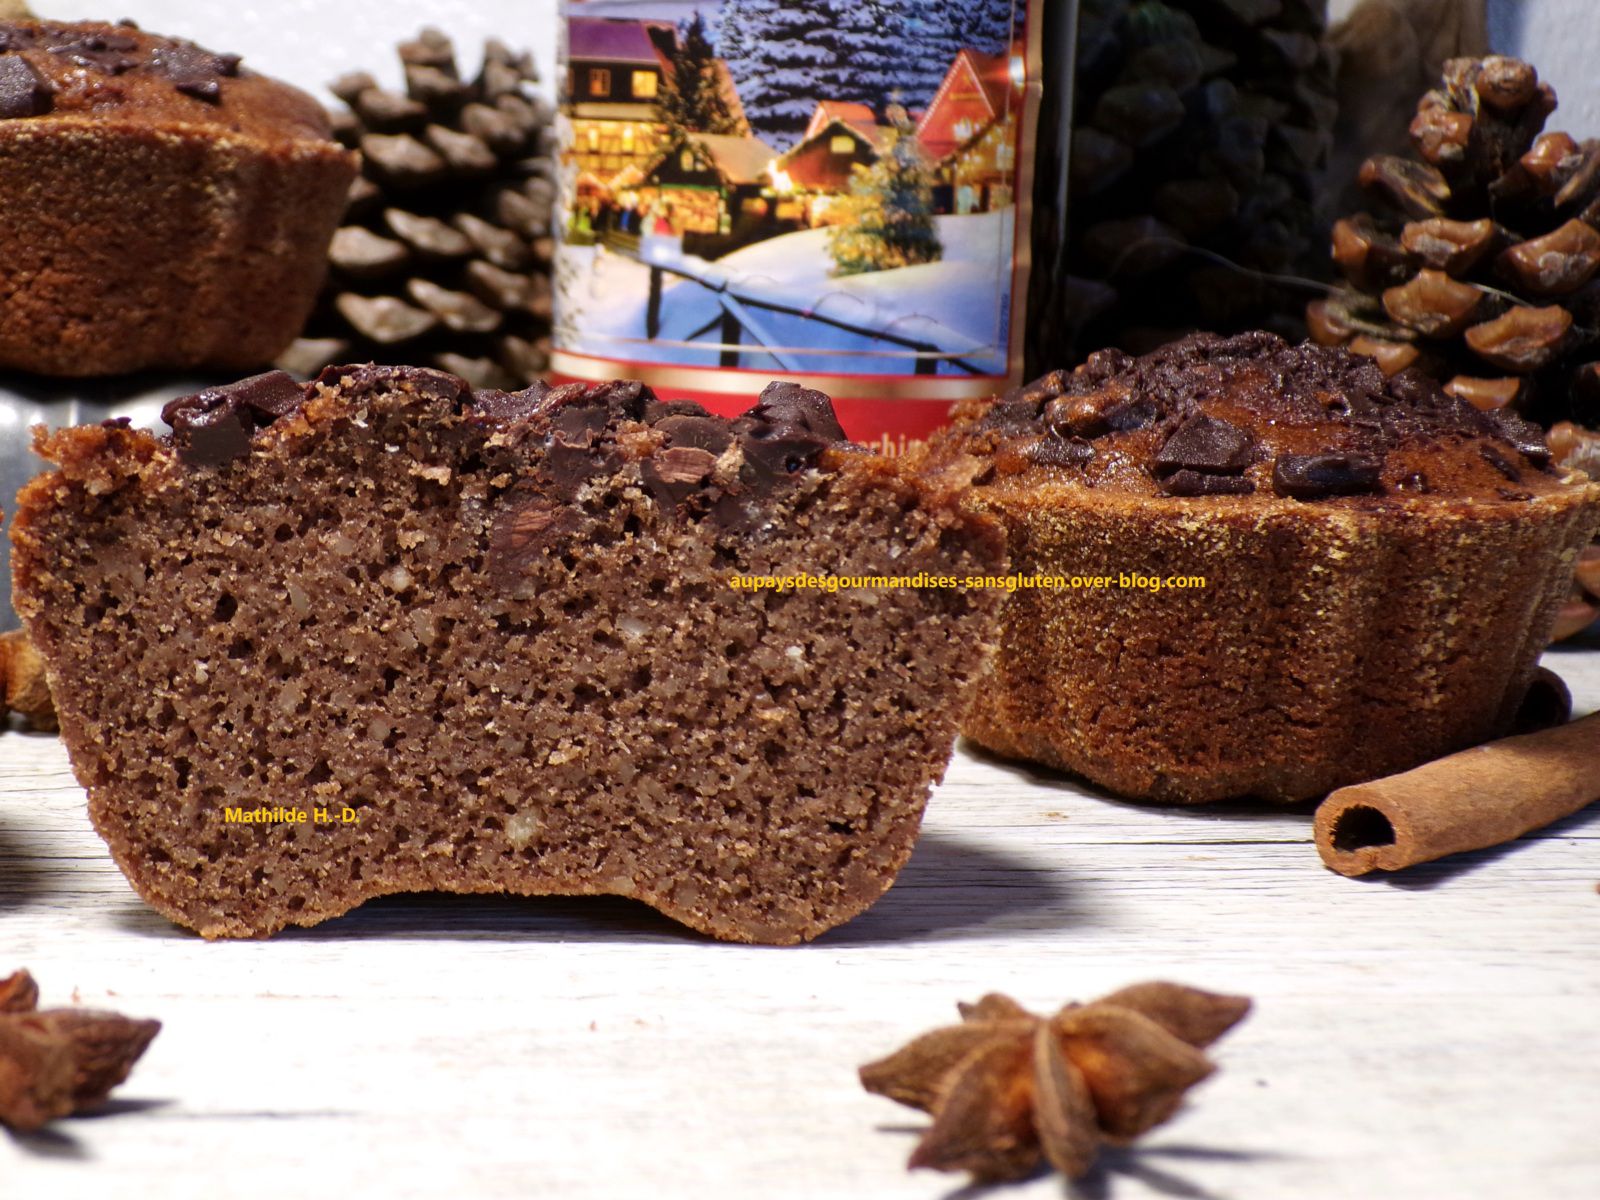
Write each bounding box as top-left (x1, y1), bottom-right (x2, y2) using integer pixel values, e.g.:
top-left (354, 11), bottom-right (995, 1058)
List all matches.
top-left (281, 27), bottom-right (554, 391)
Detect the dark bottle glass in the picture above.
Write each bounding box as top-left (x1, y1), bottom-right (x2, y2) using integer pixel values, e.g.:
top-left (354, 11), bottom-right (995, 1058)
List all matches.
top-left (1024, 1), bottom-right (1080, 382)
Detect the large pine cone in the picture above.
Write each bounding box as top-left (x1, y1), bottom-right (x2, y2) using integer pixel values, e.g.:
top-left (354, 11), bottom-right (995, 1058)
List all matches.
top-left (279, 29), bottom-right (557, 391)
top-left (1064, 0), bottom-right (1338, 356)
top-left (1550, 422), bottom-right (1600, 638)
top-left (1309, 55), bottom-right (1600, 430)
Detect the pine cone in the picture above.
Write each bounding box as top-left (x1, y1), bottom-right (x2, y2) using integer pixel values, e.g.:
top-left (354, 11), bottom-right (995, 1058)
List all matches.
top-left (278, 29), bottom-right (557, 391)
top-left (1549, 422), bottom-right (1600, 639)
top-left (1309, 55), bottom-right (1600, 430)
top-left (1064, 0), bottom-right (1338, 356)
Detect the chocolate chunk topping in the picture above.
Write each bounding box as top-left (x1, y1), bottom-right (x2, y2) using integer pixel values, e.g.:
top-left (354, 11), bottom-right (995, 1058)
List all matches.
top-left (643, 398), bottom-right (712, 423)
top-left (655, 414), bottom-right (735, 456)
top-left (471, 383), bottom-right (553, 425)
top-left (149, 42), bottom-right (237, 102)
top-left (1487, 408), bottom-right (1552, 466)
top-left (978, 396), bottom-right (1044, 432)
top-left (0, 56), bottom-right (51, 118)
top-left (46, 31), bottom-right (138, 74)
top-left (1, 21), bottom-right (246, 101)
top-left (1102, 397), bottom-right (1159, 432)
top-left (1024, 437), bottom-right (1095, 469)
top-left (748, 381), bottom-right (847, 442)
top-left (732, 382), bottom-right (844, 485)
top-left (1272, 453), bottom-right (1385, 500)
top-left (1155, 415), bottom-right (1255, 476)
top-left (161, 371), bottom-right (305, 468)
top-left (1160, 469), bottom-right (1256, 497)
top-left (980, 333), bottom-right (1550, 474)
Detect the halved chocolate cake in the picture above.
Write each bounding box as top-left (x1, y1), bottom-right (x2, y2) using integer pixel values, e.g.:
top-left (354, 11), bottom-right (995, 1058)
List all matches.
top-left (11, 367), bottom-right (1004, 943)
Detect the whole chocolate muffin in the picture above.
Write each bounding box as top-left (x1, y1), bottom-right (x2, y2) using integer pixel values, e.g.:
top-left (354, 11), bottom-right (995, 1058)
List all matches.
top-left (917, 331), bottom-right (1600, 804)
top-left (12, 367), bottom-right (1004, 942)
top-left (0, 19), bottom-right (356, 376)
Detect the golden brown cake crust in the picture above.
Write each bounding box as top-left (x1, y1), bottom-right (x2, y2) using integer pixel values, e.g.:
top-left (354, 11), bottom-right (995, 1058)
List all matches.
top-left (920, 333), bottom-right (1600, 804)
top-left (0, 20), bottom-right (356, 376)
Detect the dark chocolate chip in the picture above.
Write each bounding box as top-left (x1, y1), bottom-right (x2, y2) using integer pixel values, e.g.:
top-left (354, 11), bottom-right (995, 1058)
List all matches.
top-left (1159, 469), bottom-right (1256, 497)
top-left (0, 57), bottom-right (51, 119)
top-left (643, 398), bottom-right (712, 423)
top-left (655, 414), bottom-right (734, 456)
top-left (1074, 349), bottom-right (1133, 386)
top-left (1397, 471), bottom-right (1432, 493)
top-left (1272, 453), bottom-right (1385, 499)
top-left (470, 382), bottom-right (552, 424)
top-left (1487, 409), bottom-right (1552, 466)
top-left (978, 396), bottom-right (1043, 431)
top-left (737, 428), bottom-right (827, 483)
top-left (47, 32), bottom-right (137, 74)
top-left (1023, 436), bottom-right (1095, 469)
top-left (551, 401), bottom-right (609, 443)
top-left (750, 381), bottom-right (846, 441)
top-left (543, 437), bottom-right (618, 500)
top-left (1478, 444), bottom-right (1523, 482)
top-left (161, 371), bottom-right (306, 468)
top-left (1102, 396), bottom-right (1159, 432)
top-left (1155, 415), bottom-right (1255, 475)
top-left (1384, 368), bottom-right (1443, 407)
top-left (582, 379), bottom-right (650, 422)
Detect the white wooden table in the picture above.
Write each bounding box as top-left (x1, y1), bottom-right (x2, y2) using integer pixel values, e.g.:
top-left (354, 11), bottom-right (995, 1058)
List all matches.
top-left (3, 643), bottom-right (1597, 1200)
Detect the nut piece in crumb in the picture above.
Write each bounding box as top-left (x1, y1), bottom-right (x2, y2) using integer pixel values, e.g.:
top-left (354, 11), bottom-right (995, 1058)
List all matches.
top-left (0, 969), bottom-right (161, 1131)
top-left (859, 981), bottom-right (1251, 1182)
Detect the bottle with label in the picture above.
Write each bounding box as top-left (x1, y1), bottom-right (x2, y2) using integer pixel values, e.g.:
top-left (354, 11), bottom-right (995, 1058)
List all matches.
top-left (552, 0), bottom-right (1067, 451)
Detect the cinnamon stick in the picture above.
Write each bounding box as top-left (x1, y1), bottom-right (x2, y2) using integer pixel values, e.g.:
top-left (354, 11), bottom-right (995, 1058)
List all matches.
top-left (1315, 706), bottom-right (1600, 877)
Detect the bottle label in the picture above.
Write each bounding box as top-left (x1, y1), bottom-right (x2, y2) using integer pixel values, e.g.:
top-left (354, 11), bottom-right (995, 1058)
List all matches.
top-left (553, 0), bottom-right (1040, 450)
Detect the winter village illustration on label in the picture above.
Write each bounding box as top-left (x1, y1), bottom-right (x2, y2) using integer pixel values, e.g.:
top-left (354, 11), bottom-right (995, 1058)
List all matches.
top-left (552, 0), bottom-right (1033, 431)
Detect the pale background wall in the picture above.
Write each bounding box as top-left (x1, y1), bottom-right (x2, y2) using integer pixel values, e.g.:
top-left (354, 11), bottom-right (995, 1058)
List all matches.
top-left (26, 1), bottom-right (558, 98)
top-left (27, 2), bottom-right (1600, 136)
top-left (1328, 0), bottom-right (1600, 130)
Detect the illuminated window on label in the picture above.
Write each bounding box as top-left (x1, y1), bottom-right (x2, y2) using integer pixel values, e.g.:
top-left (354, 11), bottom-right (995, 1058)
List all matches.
top-left (588, 68), bottom-right (611, 97)
top-left (621, 126), bottom-right (636, 152)
top-left (680, 149), bottom-right (696, 172)
top-left (632, 71), bottom-right (658, 98)
top-left (830, 134), bottom-right (856, 155)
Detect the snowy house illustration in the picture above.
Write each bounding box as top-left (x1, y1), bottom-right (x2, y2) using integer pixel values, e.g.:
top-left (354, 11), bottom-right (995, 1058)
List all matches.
top-left (768, 101), bottom-right (890, 222)
top-left (634, 132), bottom-right (778, 255)
top-left (564, 18), bottom-right (677, 178)
top-left (915, 48), bottom-right (1021, 215)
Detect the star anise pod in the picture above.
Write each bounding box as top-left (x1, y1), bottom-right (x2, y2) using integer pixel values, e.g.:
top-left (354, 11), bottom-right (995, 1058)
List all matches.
top-left (0, 969), bottom-right (161, 1131)
top-left (859, 981), bottom-right (1251, 1182)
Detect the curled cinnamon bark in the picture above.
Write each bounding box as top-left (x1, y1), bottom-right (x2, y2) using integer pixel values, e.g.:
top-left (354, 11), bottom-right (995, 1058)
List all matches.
top-left (1315, 703), bottom-right (1599, 877)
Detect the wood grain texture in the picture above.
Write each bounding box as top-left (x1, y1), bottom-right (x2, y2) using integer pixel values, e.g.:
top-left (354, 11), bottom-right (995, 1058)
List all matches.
top-left (2, 645), bottom-right (1598, 1198)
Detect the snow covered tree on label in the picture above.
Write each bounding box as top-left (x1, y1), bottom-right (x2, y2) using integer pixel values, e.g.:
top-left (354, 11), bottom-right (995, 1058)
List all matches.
top-left (888, 0), bottom-right (1021, 117)
top-left (718, 0), bottom-right (1016, 150)
top-left (829, 109), bottom-right (944, 276)
top-left (658, 11), bottom-right (743, 137)
top-left (717, 0), bottom-right (836, 149)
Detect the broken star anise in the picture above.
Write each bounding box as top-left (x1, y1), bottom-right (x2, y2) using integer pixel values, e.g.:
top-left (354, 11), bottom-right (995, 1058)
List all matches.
top-left (859, 981), bottom-right (1251, 1182)
top-left (0, 969), bottom-right (161, 1131)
